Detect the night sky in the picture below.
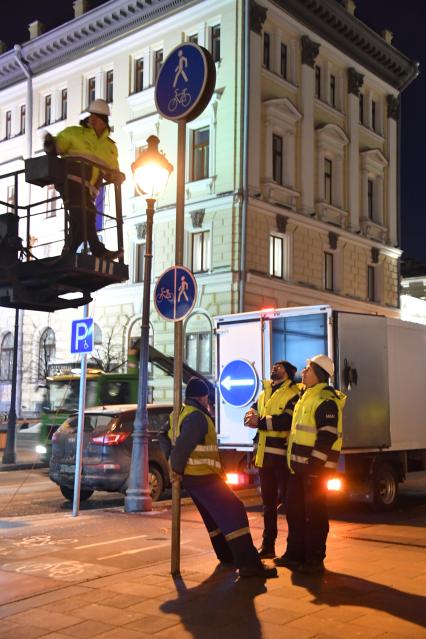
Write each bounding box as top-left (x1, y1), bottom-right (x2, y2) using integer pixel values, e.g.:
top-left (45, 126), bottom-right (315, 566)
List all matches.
top-left (1, 0), bottom-right (424, 261)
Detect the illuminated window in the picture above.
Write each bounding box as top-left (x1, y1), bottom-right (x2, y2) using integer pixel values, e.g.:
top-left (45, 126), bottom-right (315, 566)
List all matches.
top-left (191, 127), bottom-right (209, 181)
top-left (191, 231), bottom-right (210, 273)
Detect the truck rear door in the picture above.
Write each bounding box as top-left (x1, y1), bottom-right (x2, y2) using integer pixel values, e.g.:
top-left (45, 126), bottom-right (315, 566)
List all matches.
top-left (334, 312), bottom-right (390, 449)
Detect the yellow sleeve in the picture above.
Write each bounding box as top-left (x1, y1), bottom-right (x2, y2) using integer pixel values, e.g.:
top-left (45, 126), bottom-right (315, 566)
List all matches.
top-left (55, 127), bottom-right (79, 155)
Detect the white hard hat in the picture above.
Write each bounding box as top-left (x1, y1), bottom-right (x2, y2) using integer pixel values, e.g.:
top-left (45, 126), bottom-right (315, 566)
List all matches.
top-left (88, 99), bottom-right (110, 116)
top-left (307, 354), bottom-right (334, 377)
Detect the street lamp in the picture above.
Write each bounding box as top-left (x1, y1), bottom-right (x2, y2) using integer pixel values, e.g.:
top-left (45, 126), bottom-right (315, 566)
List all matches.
top-left (125, 135), bottom-right (173, 512)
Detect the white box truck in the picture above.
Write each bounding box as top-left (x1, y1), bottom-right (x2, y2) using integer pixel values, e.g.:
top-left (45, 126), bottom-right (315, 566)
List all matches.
top-left (214, 305), bottom-right (426, 510)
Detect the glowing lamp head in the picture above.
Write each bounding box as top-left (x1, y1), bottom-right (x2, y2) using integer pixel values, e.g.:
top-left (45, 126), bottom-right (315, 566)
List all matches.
top-left (327, 477), bottom-right (343, 492)
top-left (131, 135), bottom-right (173, 199)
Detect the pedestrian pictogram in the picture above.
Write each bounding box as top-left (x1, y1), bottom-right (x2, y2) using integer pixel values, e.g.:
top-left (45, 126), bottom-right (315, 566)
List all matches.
top-left (219, 360), bottom-right (258, 407)
top-left (154, 266), bottom-right (197, 322)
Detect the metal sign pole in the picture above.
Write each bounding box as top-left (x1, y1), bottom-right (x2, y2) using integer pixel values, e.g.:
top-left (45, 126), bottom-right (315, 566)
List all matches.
top-left (72, 304), bottom-right (89, 517)
top-left (171, 120), bottom-right (186, 575)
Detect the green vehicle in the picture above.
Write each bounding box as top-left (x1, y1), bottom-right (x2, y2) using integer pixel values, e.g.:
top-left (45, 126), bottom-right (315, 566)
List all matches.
top-left (36, 369), bottom-right (138, 463)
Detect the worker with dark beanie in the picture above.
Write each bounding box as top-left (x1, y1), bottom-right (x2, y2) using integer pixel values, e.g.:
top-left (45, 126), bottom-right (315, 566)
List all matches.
top-left (170, 377), bottom-right (277, 579)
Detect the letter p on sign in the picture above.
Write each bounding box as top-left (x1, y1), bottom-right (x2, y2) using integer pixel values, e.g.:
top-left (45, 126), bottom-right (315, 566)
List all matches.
top-left (71, 318), bottom-right (94, 354)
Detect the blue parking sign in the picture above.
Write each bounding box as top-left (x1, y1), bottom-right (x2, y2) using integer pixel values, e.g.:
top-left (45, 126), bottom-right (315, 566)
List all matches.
top-left (71, 318), bottom-right (94, 354)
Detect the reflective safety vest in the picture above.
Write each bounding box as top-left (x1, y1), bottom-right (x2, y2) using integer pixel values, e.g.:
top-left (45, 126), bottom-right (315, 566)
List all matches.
top-left (55, 125), bottom-right (119, 190)
top-left (287, 383), bottom-right (346, 474)
top-left (255, 379), bottom-right (300, 467)
top-left (172, 404), bottom-right (222, 476)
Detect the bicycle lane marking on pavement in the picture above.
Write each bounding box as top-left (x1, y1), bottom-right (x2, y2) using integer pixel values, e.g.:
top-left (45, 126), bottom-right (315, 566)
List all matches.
top-left (75, 533), bottom-right (148, 550)
top-left (0, 558), bottom-right (120, 581)
top-left (98, 539), bottom-right (191, 560)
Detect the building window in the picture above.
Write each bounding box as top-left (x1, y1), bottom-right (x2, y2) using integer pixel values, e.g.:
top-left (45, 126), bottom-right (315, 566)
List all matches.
top-left (191, 127), bottom-right (209, 181)
top-left (372, 100), bottom-right (377, 131)
top-left (39, 328), bottom-right (55, 380)
top-left (263, 32), bottom-right (270, 69)
top-left (324, 252), bottom-right (334, 291)
top-left (324, 158), bottom-right (333, 204)
top-left (134, 242), bottom-right (146, 283)
top-left (7, 185), bottom-right (15, 213)
top-left (20, 105), bottom-right (26, 135)
top-left (106, 70), bottom-right (114, 103)
top-left (330, 74), bottom-right (336, 108)
top-left (135, 58), bottom-right (144, 93)
top-left (5, 110), bottom-right (11, 139)
top-left (280, 43), bottom-right (288, 79)
top-left (45, 95), bottom-right (52, 125)
top-left (191, 230), bottom-right (210, 273)
top-left (367, 179), bottom-right (374, 220)
top-left (88, 77), bottom-right (96, 105)
top-left (367, 265), bottom-right (375, 302)
top-left (188, 34), bottom-right (198, 44)
top-left (272, 134), bottom-right (283, 184)
top-left (315, 65), bottom-right (321, 99)
top-left (211, 25), bottom-right (221, 62)
top-left (270, 234), bottom-right (284, 279)
top-left (154, 49), bottom-right (163, 83)
top-left (0, 332), bottom-right (13, 381)
top-left (61, 89), bottom-right (67, 120)
top-left (359, 94), bottom-right (364, 124)
top-left (46, 185), bottom-right (57, 218)
top-left (185, 332), bottom-right (212, 375)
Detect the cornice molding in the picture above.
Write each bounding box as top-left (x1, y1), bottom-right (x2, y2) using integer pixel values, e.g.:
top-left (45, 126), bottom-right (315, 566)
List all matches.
top-left (0, 0), bottom-right (195, 90)
top-left (276, 0), bottom-right (418, 90)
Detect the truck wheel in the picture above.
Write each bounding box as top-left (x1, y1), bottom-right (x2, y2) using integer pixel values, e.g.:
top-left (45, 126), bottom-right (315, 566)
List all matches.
top-left (372, 462), bottom-right (399, 511)
top-left (149, 464), bottom-right (164, 502)
top-left (59, 485), bottom-right (94, 502)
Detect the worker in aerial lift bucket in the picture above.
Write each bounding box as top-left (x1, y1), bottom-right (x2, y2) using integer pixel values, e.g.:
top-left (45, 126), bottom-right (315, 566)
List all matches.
top-left (44, 99), bottom-right (125, 260)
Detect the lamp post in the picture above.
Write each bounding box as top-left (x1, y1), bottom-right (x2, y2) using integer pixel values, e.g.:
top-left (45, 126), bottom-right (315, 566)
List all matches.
top-left (125, 135), bottom-right (173, 512)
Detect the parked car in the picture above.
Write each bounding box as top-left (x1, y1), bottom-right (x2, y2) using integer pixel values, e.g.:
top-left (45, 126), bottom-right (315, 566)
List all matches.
top-left (49, 403), bottom-right (172, 502)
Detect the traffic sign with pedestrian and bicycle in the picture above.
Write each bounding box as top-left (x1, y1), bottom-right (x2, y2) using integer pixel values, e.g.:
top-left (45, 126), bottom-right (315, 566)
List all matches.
top-left (218, 359), bottom-right (259, 407)
top-left (154, 266), bottom-right (197, 322)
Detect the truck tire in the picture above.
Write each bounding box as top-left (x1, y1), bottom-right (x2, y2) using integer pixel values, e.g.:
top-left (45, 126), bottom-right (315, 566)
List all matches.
top-left (149, 464), bottom-right (164, 502)
top-left (372, 462), bottom-right (399, 511)
top-left (59, 485), bottom-right (94, 502)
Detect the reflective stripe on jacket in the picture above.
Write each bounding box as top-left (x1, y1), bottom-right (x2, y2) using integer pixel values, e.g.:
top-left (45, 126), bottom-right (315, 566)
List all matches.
top-left (255, 379), bottom-right (299, 467)
top-left (55, 125), bottom-right (119, 187)
top-left (287, 383), bottom-right (346, 474)
top-left (177, 404), bottom-right (222, 476)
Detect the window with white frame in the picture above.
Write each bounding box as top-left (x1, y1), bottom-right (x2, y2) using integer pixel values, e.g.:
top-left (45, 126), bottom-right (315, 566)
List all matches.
top-left (134, 241), bottom-right (146, 283)
top-left (20, 105), bottom-right (26, 135)
top-left (87, 77), bottom-right (96, 105)
top-left (263, 32), bottom-right (271, 69)
top-left (191, 127), bottom-right (210, 181)
top-left (280, 42), bottom-right (288, 80)
top-left (61, 89), bottom-right (67, 120)
top-left (314, 65), bottom-right (321, 99)
top-left (211, 25), bottom-right (221, 62)
top-left (184, 313), bottom-right (213, 375)
top-left (269, 234), bottom-right (289, 279)
top-left (153, 49), bottom-right (163, 84)
top-left (5, 110), bottom-right (11, 139)
top-left (0, 332), bottom-right (13, 381)
top-left (315, 124), bottom-right (349, 212)
top-left (38, 327), bottom-right (55, 380)
top-left (367, 265), bottom-right (375, 301)
top-left (134, 57), bottom-right (144, 93)
top-left (46, 185), bottom-right (57, 218)
top-left (330, 74), bottom-right (336, 108)
top-left (324, 251), bottom-right (334, 291)
top-left (45, 95), bottom-right (52, 125)
top-left (106, 70), bottom-right (114, 103)
top-left (360, 150), bottom-right (387, 226)
top-left (191, 230), bottom-right (210, 273)
top-left (272, 134), bottom-right (283, 184)
top-left (359, 93), bottom-right (364, 124)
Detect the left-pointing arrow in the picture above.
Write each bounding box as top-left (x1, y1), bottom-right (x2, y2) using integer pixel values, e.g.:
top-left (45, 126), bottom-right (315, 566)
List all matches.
top-left (221, 376), bottom-right (255, 391)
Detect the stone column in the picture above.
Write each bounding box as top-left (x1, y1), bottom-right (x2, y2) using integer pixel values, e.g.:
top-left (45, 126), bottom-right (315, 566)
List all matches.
top-left (300, 35), bottom-right (320, 215)
top-left (347, 68), bottom-right (364, 231)
top-left (387, 95), bottom-right (399, 246)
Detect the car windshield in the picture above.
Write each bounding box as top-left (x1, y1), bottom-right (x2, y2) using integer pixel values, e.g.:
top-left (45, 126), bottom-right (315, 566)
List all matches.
top-left (46, 380), bottom-right (98, 412)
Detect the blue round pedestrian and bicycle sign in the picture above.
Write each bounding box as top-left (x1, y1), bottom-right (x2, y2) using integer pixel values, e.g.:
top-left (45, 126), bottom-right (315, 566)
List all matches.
top-left (219, 359), bottom-right (259, 407)
top-left (155, 43), bottom-right (216, 122)
top-left (154, 266), bottom-right (197, 322)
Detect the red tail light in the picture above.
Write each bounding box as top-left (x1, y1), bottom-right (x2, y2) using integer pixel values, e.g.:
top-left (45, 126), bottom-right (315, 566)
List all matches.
top-left (90, 431), bottom-right (130, 446)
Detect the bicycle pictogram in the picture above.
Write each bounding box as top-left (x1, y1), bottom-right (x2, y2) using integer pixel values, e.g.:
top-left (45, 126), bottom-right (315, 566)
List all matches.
top-left (168, 88), bottom-right (192, 112)
top-left (156, 287), bottom-right (174, 303)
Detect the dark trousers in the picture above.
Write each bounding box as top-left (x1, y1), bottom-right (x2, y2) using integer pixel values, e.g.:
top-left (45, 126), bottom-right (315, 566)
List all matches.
top-left (183, 474), bottom-right (262, 570)
top-left (285, 473), bottom-right (329, 563)
top-left (258, 463), bottom-right (289, 547)
top-left (60, 181), bottom-right (107, 257)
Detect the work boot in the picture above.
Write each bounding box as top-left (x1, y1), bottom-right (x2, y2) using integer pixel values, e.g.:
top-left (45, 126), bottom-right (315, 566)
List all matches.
top-left (274, 554), bottom-right (301, 569)
top-left (297, 560), bottom-right (325, 575)
top-left (258, 544), bottom-right (276, 559)
top-left (239, 562), bottom-right (278, 579)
